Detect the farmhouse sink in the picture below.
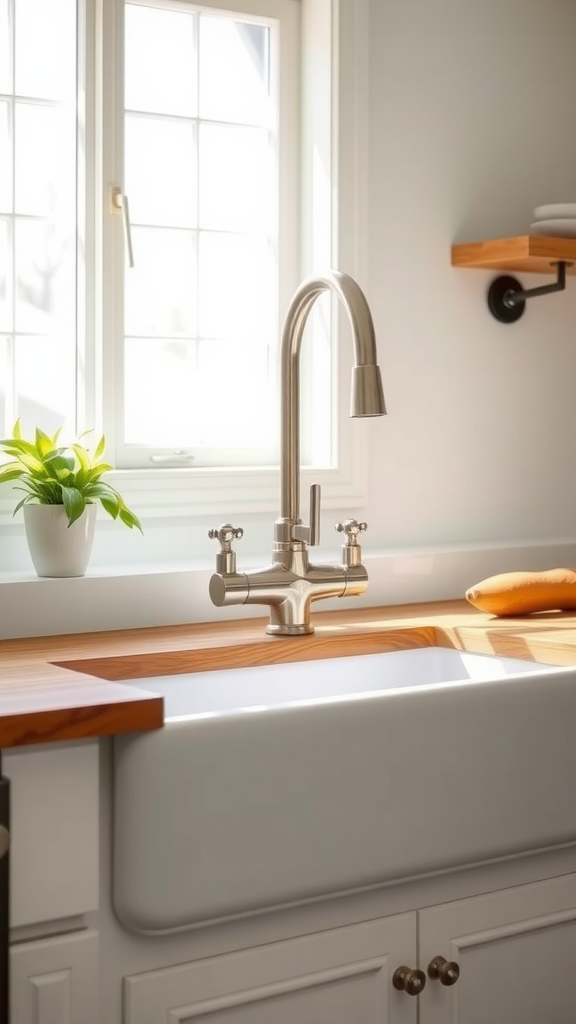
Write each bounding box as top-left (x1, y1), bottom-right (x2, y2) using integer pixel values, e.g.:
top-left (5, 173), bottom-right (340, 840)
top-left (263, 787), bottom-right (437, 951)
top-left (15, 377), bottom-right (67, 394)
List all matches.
top-left (112, 646), bottom-right (576, 934)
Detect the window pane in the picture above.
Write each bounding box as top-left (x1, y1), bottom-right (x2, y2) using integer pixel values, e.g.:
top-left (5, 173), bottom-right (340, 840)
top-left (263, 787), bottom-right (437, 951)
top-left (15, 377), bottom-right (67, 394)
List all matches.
top-left (15, 103), bottom-right (75, 216)
top-left (197, 340), bottom-right (274, 447)
top-left (14, 335), bottom-right (75, 434)
top-left (15, 218), bottom-right (76, 335)
top-left (0, 337), bottom-right (7, 429)
top-left (125, 227), bottom-right (197, 337)
top-left (14, 0), bottom-right (76, 100)
top-left (0, 0), bottom-right (11, 94)
top-left (121, 2), bottom-right (283, 460)
top-left (0, 220), bottom-right (10, 331)
top-left (198, 232), bottom-right (275, 341)
top-left (124, 338), bottom-right (195, 445)
top-left (0, 102), bottom-right (10, 212)
top-left (199, 123), bottom-right (274, 233)
top-left (125, 116), bottom-right (196, 228)
top-left (2, 0), bottom-right (78, 440)
top-left (125, 4), bottom-right (196, 117)
top-left (199, 15), bottom-right (270, 126)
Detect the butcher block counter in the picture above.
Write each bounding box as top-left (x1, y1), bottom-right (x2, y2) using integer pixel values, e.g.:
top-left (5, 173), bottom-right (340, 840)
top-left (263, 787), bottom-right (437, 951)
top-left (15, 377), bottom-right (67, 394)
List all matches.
top-left (2, 598), bottom-right (576, 747)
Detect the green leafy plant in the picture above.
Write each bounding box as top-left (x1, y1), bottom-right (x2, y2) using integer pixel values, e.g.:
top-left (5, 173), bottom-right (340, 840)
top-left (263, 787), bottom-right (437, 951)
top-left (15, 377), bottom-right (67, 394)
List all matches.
top-left (0, 421), bottom-right (142, 530)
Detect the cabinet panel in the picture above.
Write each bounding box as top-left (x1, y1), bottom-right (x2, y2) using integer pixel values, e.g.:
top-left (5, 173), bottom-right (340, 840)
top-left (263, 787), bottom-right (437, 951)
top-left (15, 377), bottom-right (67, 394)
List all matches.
top-left (124, 915), bottom-right (417, 1024)
top-left (4, 742), bottom-right (99, 928)
top-left (11, 929), bottom-right (99, 1024)
top-left (419, 873), bottom-right (576, 1024)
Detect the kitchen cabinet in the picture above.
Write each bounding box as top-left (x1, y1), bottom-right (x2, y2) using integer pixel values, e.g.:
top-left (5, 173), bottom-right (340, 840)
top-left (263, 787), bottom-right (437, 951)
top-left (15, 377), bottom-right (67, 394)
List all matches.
top-left (11, 929), bottom-right (99, 1024)
top-left (123, 914), bottom-right (418, 1024)
top-left (418, 873), bottom-right (576, 1024)
top-left (4, 737), bottom-right (576, 1023)
top-left (123, 873), bottom-right (576, 1024)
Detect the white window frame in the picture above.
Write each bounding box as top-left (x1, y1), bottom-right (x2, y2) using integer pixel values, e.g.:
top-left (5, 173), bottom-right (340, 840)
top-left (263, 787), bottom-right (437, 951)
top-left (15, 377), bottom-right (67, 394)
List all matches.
top-left (0, 0), bottom-right (371, 527)
top-left (99, 0), bottom-right (371, 520)
top-left (108, 0), bottom-right (298, 470)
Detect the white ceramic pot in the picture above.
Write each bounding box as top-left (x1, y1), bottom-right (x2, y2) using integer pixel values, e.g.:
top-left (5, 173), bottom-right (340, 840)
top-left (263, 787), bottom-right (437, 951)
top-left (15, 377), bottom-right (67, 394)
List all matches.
top-left (23, 503), bottom-right (97, 578)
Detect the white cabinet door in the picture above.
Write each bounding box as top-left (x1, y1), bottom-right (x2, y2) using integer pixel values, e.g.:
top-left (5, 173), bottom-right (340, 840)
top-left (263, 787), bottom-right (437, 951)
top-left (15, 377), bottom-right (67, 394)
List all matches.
top-left (124, 914), bottom-right (418, 1024)
top-left (418, 873), bottom-right (576, 1024)
top-left (4, 742), bottom-right (99, 928)
top-left (11, 929), bottom-right (99, 1024)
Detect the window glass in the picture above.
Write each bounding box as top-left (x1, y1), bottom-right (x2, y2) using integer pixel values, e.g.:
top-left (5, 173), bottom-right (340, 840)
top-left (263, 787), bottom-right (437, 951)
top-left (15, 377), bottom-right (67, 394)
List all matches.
top-left (124, 338), bottom-right (196, 446)
top-left (125, 4), bottom-right (197, 117)
top-left (122, 2), bottom-right (279, 458)
top-left (15, 335), bottom-right (76, 431)
top-left (1, 0), bottom-right (77, 437)
top-left (197, 232), bottom-right (274, 341)
top-left (14, 102), bottom-right (75, 216)
top-left (0, 220), bottom-right (10, 331)
top-left (14, 0), bottom-right (75, 100)
top-left (0, 0), bottom-right (11, 95)
top-left (198, 122), bottom-right (274, 233)
top-left (124, 227), bottom-right (197, 338)
top-left (0, 337), bottom-right (6, 428)
top-left (0, 101), bottom-right (10, 210)
top-left (125, 116), bottom-right (197, 228)
top-left (14, 218), bottom-right (75, 337)
top-left (198, 15), bottom-right (270, 126)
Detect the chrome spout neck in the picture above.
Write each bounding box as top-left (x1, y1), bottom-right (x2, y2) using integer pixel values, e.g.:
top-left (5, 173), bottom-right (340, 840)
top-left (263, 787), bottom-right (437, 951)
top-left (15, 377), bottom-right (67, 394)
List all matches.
top-left (279, 270), bottom-right (386, 525)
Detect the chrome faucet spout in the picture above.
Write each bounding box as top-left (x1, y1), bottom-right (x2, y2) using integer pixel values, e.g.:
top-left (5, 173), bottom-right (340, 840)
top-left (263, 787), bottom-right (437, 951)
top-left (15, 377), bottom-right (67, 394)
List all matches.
top-left (279, 270), bottom-right (386, 524)
top-left (208, 269), bottom-right (386, 636)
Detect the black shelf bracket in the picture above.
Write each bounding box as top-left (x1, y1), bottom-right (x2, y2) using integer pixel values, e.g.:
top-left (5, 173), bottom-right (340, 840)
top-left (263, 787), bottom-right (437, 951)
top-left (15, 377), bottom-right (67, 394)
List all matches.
top-left (487, 260), bottom-right (573, 323)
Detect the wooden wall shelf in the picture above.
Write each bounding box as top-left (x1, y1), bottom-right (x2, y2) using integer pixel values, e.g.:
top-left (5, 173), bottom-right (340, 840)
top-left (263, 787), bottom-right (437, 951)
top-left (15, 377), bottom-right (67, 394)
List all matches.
top-left (451, 235), bottom-right (576, 276)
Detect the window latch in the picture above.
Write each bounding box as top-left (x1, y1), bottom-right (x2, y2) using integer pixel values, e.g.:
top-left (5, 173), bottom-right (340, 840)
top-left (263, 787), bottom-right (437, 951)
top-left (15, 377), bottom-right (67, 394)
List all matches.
top-left (150, 451), bottom-right (195, 466)
top-left (111, 187), bottom-right (134, 268)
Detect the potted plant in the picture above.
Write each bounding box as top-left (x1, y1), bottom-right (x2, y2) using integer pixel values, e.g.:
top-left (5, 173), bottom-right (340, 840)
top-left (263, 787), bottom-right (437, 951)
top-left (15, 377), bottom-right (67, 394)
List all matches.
top-left (0, 421), bottom-right (142, 577)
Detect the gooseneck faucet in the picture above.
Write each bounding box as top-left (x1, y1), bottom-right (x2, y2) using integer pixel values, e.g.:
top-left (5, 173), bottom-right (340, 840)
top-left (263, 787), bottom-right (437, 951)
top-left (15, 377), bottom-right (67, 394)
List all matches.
top-left (209, 270), bottom-right (386, 635)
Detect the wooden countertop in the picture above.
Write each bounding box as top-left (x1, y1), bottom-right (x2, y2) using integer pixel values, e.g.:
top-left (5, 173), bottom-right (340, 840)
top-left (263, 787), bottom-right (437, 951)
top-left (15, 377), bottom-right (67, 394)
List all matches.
top-left (2, 599), bottom-right (576, 747)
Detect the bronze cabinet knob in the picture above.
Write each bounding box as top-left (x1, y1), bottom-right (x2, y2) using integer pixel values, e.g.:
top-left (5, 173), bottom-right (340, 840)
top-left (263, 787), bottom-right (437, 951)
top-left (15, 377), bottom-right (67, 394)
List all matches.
top-left (392, 965), bottom-right (426, 996)
top-left (427, 955), bottom-right (460, 986)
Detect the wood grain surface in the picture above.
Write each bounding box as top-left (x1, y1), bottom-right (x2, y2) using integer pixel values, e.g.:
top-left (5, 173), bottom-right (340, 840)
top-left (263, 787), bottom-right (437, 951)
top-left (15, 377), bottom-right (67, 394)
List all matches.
top-left (451, 235), bottom-right (576, 275)
top-left (2, 599), bottom-right (576, 748)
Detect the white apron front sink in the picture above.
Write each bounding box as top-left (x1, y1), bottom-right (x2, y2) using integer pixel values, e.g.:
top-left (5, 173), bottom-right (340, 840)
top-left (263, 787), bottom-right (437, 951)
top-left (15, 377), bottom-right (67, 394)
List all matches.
top-left (112, 646), bottom-right (576, 934)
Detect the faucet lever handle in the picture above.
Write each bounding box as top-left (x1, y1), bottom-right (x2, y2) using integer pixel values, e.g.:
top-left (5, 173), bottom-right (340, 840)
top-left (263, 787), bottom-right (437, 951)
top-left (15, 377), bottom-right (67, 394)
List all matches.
top-left (308, 483), bottom-right (321, 546)
top-left (335, 519), bottom-right (367, 567)
top-left (293, 484), bottom-right (321, 546)
top-left (208, 523), bottom-right (244, 573)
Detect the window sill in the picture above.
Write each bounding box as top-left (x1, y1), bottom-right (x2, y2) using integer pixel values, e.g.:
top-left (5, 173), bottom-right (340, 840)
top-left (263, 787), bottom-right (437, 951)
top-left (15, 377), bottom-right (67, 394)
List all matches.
top-left (2, 538), bottom-right (576, 641)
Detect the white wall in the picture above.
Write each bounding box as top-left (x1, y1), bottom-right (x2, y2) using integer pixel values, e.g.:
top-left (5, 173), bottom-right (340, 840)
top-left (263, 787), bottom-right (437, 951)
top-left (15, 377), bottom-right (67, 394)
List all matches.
top-left (364, 0), bottom-right (576, 549)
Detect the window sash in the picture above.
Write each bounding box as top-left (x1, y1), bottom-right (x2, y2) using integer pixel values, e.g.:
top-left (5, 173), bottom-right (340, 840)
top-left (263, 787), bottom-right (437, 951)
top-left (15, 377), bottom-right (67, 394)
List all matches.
top-left (99, 0), bottom-right (300, 471)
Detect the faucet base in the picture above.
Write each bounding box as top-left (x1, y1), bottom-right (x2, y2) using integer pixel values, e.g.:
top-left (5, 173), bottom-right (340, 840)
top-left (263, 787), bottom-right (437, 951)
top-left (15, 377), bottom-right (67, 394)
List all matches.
top-left (265, 622), bottom-right (314, 637)
top-left (209, 560), bottom-right (368, 636)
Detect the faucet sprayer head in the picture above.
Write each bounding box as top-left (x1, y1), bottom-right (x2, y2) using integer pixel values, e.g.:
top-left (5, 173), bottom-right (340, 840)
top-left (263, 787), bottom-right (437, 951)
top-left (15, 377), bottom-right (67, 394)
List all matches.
top-left (350, 364), bottom-right (386, 417)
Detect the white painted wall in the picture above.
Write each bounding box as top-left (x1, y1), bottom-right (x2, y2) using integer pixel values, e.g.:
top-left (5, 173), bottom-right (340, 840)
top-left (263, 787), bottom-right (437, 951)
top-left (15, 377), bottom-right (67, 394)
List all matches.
top-left (363, 0), bottom-right (576, 548)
